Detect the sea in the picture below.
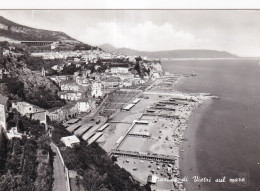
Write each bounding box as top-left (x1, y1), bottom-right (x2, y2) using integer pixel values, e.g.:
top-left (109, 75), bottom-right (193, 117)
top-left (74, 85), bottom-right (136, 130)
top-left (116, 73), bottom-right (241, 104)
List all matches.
top-left (162, 59), bottom-right (260, 191)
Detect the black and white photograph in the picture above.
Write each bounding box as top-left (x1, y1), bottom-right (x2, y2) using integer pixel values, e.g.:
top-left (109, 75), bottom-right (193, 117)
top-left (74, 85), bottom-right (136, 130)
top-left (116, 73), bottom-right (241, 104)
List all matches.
top-left (0, 3), bottom-right (260, 191)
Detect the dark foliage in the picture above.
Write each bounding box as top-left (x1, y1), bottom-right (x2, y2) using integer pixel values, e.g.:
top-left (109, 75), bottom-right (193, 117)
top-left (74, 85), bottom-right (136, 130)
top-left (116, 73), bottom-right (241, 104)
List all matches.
top-left (0, 112), bottom-right (53, 191)
top-left (61, 141), bottom-right (150, 191)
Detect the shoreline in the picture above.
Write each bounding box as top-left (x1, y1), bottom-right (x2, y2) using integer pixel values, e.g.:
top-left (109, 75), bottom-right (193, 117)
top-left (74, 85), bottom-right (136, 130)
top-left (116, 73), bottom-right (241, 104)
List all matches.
top-left (97, 73), bottom-right (215, 190)
top-left (180, 99), bottom-right (213, 191)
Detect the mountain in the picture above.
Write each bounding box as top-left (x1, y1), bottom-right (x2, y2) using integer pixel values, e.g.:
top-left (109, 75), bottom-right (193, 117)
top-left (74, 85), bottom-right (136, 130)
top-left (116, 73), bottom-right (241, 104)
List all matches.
top-left (0, 16), bottom-right (78, 42)
top-left (112, 47), bottom-right (238, 58)
top-left (99, 44), bottom-right (238, 58)
top-left (99, 43), bottom-right (118, 52)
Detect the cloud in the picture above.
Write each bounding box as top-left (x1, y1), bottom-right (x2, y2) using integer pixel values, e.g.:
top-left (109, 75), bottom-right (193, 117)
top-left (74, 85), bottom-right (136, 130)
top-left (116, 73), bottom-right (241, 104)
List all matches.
top-left (78, 21), bottom-right (210, 51)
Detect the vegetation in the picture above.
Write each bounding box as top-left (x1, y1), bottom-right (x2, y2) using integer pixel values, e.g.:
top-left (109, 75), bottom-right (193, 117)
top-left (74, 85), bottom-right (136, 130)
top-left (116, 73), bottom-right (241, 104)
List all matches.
top-left (134, 57), bottom-right (150, 77)
top-left (0, 57), bottom-right (66, 109)
top-left (51, 124), bottom-right (151, 191)
top-left (0, 113), bottom-right (53, 191)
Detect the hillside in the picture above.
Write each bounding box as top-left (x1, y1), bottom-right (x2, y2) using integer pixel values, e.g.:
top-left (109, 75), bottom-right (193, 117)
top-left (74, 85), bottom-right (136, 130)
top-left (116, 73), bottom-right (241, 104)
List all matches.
top-left (99, 44), bottom-right (238, 58)
top-left (0, 16), bottom-right (77, 42)
top-left (0, 56), bottom-right (65, 109)
top-left (113, 47), bottom-right (238, 58)
top-left (99, 43), bottom-right (118, 52)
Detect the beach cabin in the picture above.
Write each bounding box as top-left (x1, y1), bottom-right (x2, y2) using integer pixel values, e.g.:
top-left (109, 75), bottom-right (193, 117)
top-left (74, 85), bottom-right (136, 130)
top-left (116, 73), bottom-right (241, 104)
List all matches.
top-left (123, 103), bottom-right (135, 111)
top-left (147, 174), bottom-right (158, 184)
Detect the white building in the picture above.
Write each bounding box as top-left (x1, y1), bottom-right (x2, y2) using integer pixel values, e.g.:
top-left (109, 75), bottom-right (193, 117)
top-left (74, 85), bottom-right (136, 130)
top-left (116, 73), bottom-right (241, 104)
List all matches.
top-left (77, 99), bottom-right (90, 113)
top-left (91, 81), bottom-right (104, 98)
top-left (110, 67), bottom-right (129, 74)
top-left (12, 102), bottom-right (36, 115)
top-left (59, 91), bottom-right (83, 101)
top-left (61, 82), bottom-right (80, 91)
top-left (61, 135), bottom-right (80, 147)
top-left (6, 127), bottom-right (23, 139)
top-left (12, 101), bottom-right (47, 126)
top-left (152, 72), bottom-right (160, 79)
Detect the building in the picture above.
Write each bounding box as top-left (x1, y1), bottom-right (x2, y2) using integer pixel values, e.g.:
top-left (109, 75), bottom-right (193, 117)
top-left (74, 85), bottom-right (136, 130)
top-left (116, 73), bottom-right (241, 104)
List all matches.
top-left (12, 101), bottom-right (47, 126)
top-left (12, 101), bottom-right (40, 115)
top-left (91, 81), bottom-right (104, 98)
top-left (75, 76), bottom-right (90, 86)
top-left (49, 75), bottom-right (73, 86)
top-left (41, 67), bottom-right (46, 76)
top-left (60, 81), bottom-right (80, 92)
top-left (152, 72), bottom-right (160, 79)
top-left (61, 135), bottom-right (80, 147)
top-left (47, 103), bottom-right (79, 122)
top-left (0, 94), bottom-right (8, 130)
top-left (76, 99), bottom-right (91, 113)
top-left (20, 41), bottom-right (54, 46)
top-left (26, 111), bottom-right (47, 126)
top-left (6, 127), bottom-right (23, 139)
top-left (103, 77), bottom-right (121, 88)
top-left (59, 91), bottom-right (83, 101)
top-left (110, 67), bottom-right (129, 74)
top-left (147, 174), bottom-right (158, 184)
top-left (122, 79), bottom-right (133, 87)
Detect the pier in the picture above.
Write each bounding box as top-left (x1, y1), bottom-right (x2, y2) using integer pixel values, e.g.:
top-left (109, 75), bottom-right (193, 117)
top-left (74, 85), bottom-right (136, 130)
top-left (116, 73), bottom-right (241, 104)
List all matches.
top-left (144, 112), bottom-right (179, 119)
top-left (111, 149), bottom-right (176, 163)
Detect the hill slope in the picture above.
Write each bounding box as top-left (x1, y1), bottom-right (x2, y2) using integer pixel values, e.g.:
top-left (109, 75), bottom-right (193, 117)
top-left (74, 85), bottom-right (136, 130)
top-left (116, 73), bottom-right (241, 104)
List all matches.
top-left (0, 16), bottom-right (77, 42)
top-left (112, 47), bottom-right (238, 58)
top-left (99, 43), bottom-right (118, 52)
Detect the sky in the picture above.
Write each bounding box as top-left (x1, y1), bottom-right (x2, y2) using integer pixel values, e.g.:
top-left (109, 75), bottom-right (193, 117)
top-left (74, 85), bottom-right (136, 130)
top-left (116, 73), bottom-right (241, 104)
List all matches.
top-left (0, 10), bottom-right (260, 57)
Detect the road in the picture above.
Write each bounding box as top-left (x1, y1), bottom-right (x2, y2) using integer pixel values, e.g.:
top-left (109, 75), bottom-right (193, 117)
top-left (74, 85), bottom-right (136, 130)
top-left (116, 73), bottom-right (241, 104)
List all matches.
top-left (51, 144), bottom-right (68, 191)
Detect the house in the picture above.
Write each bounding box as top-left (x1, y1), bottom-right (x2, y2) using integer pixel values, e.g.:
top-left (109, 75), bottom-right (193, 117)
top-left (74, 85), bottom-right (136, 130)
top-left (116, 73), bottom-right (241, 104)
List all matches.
top-left (51, 64), bottom-right (64, 72)
top-left (47, 107), bottom-right (63, 121)
top-left (60, 81), bottom-right (80, 92)
top-left (152, 72), bottom-right (160, 79)
top-left (59, 91), bottom-right (83, 101)
top-left (61, 135), bottom-right (80, 147)
top-left (122, 80), bottom-right (132, 87)
top-left (12, 101), bottom-right (47, 126)
top-left (47, 103), bottom-right (79, 122)
top-left (91, 81), bottom-right (104, 98)
top-left (75, 76), bottom-right (90, 86)
top-left (6, 127), bottom-right (23, 139)
top-left (12, 101), bottom-right (44, 115)
top-left (49, 75), bottom-right (73, 86)
top-left (110, 67), bottom-right (129, 74)
top-left (76, 99), bottom-right (91, 113)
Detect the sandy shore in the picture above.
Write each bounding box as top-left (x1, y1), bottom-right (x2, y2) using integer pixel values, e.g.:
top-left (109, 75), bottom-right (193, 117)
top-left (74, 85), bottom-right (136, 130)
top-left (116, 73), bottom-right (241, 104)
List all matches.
top-left (97, 74), bottom-right (213, 190)
top-left (180, 99), bottom-right (213, 191)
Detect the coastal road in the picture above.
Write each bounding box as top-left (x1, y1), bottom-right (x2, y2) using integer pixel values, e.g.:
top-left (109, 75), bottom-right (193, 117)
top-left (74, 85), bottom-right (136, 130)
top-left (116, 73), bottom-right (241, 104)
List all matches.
top-left (51, 144), bottom-right (68, 191)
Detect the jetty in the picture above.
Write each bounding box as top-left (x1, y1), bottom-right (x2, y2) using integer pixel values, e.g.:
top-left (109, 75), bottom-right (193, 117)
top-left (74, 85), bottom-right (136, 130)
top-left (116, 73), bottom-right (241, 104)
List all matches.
top-left (111, 149), bottom-right (176, 163)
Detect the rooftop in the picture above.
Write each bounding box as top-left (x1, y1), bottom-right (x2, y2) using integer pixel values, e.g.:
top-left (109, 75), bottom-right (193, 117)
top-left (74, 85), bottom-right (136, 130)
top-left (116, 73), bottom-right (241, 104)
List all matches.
top-left (61, 135), bottom-right (80, 147)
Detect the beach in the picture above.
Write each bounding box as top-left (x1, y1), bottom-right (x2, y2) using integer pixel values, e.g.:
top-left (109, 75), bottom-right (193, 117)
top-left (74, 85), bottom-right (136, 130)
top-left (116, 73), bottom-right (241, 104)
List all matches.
top-left (161, 59), bottom-right (260, 191)
top-left (97, 74), bottom-right (212, 190)
top-left (180, 99), bottom-right (214, 191)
